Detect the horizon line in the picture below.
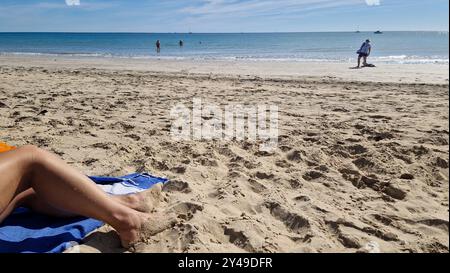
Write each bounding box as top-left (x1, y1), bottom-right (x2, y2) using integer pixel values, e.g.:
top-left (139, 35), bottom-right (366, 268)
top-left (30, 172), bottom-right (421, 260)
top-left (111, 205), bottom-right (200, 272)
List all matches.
top-left (0, 30), bottom-right (448, 34)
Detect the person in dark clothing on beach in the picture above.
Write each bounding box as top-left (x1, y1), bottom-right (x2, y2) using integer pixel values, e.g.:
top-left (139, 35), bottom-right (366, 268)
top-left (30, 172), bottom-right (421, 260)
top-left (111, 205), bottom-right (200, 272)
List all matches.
top-left (156, 40), bottom-right (161, 53)
top-left (356, 39), bottom-right (372, 68)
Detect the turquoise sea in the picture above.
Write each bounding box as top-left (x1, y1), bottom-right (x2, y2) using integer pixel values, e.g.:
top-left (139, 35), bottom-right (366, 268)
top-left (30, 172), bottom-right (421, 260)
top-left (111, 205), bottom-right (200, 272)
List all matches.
top-left (0, 32), bottom-right (448, 64)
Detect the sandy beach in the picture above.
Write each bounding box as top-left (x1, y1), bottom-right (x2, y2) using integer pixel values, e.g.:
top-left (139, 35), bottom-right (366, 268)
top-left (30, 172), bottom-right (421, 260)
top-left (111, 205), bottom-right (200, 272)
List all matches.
top-left (0, 55), bottom-right (448, 253)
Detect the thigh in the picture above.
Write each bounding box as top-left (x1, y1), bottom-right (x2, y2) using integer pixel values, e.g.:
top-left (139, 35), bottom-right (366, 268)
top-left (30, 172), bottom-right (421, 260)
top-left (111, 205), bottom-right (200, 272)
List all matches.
top-left (0, 148), bottom-right (33, 215)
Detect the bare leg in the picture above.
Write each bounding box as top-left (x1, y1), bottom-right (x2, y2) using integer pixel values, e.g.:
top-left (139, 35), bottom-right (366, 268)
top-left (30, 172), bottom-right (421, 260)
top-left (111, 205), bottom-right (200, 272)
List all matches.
top-left (12, 188), bottom-right (77, 218)
top-left (18, 184), bottom-right (164, 217)
top-left (0, 188), bottom-right (164, 224)
top-left (1, 184), bottom-right (163, 223)
top-left (357, 56), bottom-right (361, 68)
top-left (0, 145), bottom-right (174, 247)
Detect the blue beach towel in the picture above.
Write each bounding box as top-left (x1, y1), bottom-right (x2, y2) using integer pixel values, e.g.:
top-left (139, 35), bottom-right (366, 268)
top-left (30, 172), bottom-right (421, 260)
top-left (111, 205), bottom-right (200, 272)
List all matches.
top-left (0, 173), bottom-right (168, 253)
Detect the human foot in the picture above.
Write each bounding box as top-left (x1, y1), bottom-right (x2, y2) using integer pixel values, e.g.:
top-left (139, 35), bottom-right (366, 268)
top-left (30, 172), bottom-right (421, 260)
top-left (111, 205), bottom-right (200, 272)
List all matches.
top-left (118, 211), bottom-right (178, 249)
top-left (114, 183), bottom-right (164, 213)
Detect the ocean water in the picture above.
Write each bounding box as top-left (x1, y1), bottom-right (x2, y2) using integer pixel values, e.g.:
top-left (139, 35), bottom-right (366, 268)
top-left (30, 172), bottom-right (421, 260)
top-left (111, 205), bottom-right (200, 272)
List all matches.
top-left (0, 32), bottom-right (448, 64)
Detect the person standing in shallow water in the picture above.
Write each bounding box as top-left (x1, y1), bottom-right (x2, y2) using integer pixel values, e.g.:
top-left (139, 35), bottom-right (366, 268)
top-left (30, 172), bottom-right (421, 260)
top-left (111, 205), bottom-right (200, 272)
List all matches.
top-left (156, 40), bottom-right (161, 53)
top-left (179, 40), bottom-right (184, 47)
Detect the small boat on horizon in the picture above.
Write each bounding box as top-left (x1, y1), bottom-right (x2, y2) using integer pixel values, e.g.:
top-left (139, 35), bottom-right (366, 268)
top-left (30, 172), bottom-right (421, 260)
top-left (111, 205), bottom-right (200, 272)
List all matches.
top-left (374, 30), bottom-right (383, 34)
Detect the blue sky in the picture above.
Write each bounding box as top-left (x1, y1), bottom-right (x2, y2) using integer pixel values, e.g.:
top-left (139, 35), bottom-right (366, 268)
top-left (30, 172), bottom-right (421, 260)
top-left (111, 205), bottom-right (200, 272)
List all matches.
top-left (0, 0), bottom-right (448, 32)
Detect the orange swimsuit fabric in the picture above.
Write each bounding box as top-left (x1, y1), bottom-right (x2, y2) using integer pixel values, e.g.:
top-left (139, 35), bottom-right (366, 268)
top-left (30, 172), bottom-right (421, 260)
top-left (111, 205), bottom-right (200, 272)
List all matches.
top-left (0, 142), bottom-right (16, 153)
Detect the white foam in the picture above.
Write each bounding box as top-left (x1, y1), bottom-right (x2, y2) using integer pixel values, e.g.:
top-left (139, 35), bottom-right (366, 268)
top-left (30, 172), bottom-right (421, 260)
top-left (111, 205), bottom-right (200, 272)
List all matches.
top-left (1, 51), bottom-right (448, 65)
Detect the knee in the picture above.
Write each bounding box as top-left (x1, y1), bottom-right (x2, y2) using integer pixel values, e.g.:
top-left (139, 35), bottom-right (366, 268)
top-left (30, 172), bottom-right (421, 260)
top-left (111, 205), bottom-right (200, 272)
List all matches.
top-left (17, 145), bottom-right (46, 165)
top-left (19, 145), bottom-right (42, 154)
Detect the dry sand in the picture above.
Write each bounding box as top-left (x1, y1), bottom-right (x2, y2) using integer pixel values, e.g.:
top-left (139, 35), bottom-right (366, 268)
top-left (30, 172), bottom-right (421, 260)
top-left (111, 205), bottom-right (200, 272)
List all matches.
top-left (0, 56), bottom-right (448, 253)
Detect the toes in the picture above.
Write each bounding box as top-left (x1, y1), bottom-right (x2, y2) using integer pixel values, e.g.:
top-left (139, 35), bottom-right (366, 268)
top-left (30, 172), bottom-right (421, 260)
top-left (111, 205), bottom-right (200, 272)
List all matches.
top-left (152, 183), bottom-right (163, 193)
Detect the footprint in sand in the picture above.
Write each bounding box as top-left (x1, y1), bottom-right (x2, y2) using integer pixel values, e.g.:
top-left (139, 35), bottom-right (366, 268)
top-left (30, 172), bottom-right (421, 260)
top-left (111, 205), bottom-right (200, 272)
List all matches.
top-left (125, 134), bottom-right (141, 141)
top-left (255, 171), bottom-right (275, 180)
top-left (383, 184), bottom-right (408, 200)
top-left (435, 157), bottom-right (449, 169)
top-left (286, 150), bottom-right (303, 162)
top-left (353, 157), bottom-right (376, 171)
top-left (91, 142), bottom-right (113, 150)
top-left (169, 202), bottom-right (204, 221)
top-left (289, 178), bottom-right (302, 189)
top-left (170, 165), bottom-right (187, 174)
top-left (163, 179), bottom-right (192, 193)
top-left (247, 178), bottom-right (267, 193)
top-left (82, 158), bottom-right (99, 166)
top-left (196, 157), bottom-right (219, 167)
top-left (264, 202), bottom-right (311, 235)
top-left (346, 144), bottom-right (368, 155)
top-left (294, 195), bottom-right (311, 202)
top-left (223, 226), bottom-right (256, 252)
top-left (275, 159), bottom-right (293, 168)
top-left (169, 223), bottom-right (200, 253)
top-left (302, 170), bottom-right (324, 181)
top-left (368, 131), bottom-right (394, 142)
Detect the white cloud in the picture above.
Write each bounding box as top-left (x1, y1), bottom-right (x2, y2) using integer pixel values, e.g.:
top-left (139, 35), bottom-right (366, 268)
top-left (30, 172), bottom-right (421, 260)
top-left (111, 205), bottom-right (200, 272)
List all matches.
top-left (65, 0), bottom-right (80, 6)
top-left (365, 0), bottom-right (381, 6)
top-left (175, 0), bottom-right (384, 31)
top-left (180, 0), bottom-right (362, 17)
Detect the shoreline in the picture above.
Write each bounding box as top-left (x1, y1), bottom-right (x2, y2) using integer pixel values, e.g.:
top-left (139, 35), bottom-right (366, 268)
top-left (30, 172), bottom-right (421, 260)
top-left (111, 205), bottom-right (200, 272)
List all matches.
top-left (2, 52), bottom-right (448, 65)
top-left (1, 55), bottom-right (449, 85)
